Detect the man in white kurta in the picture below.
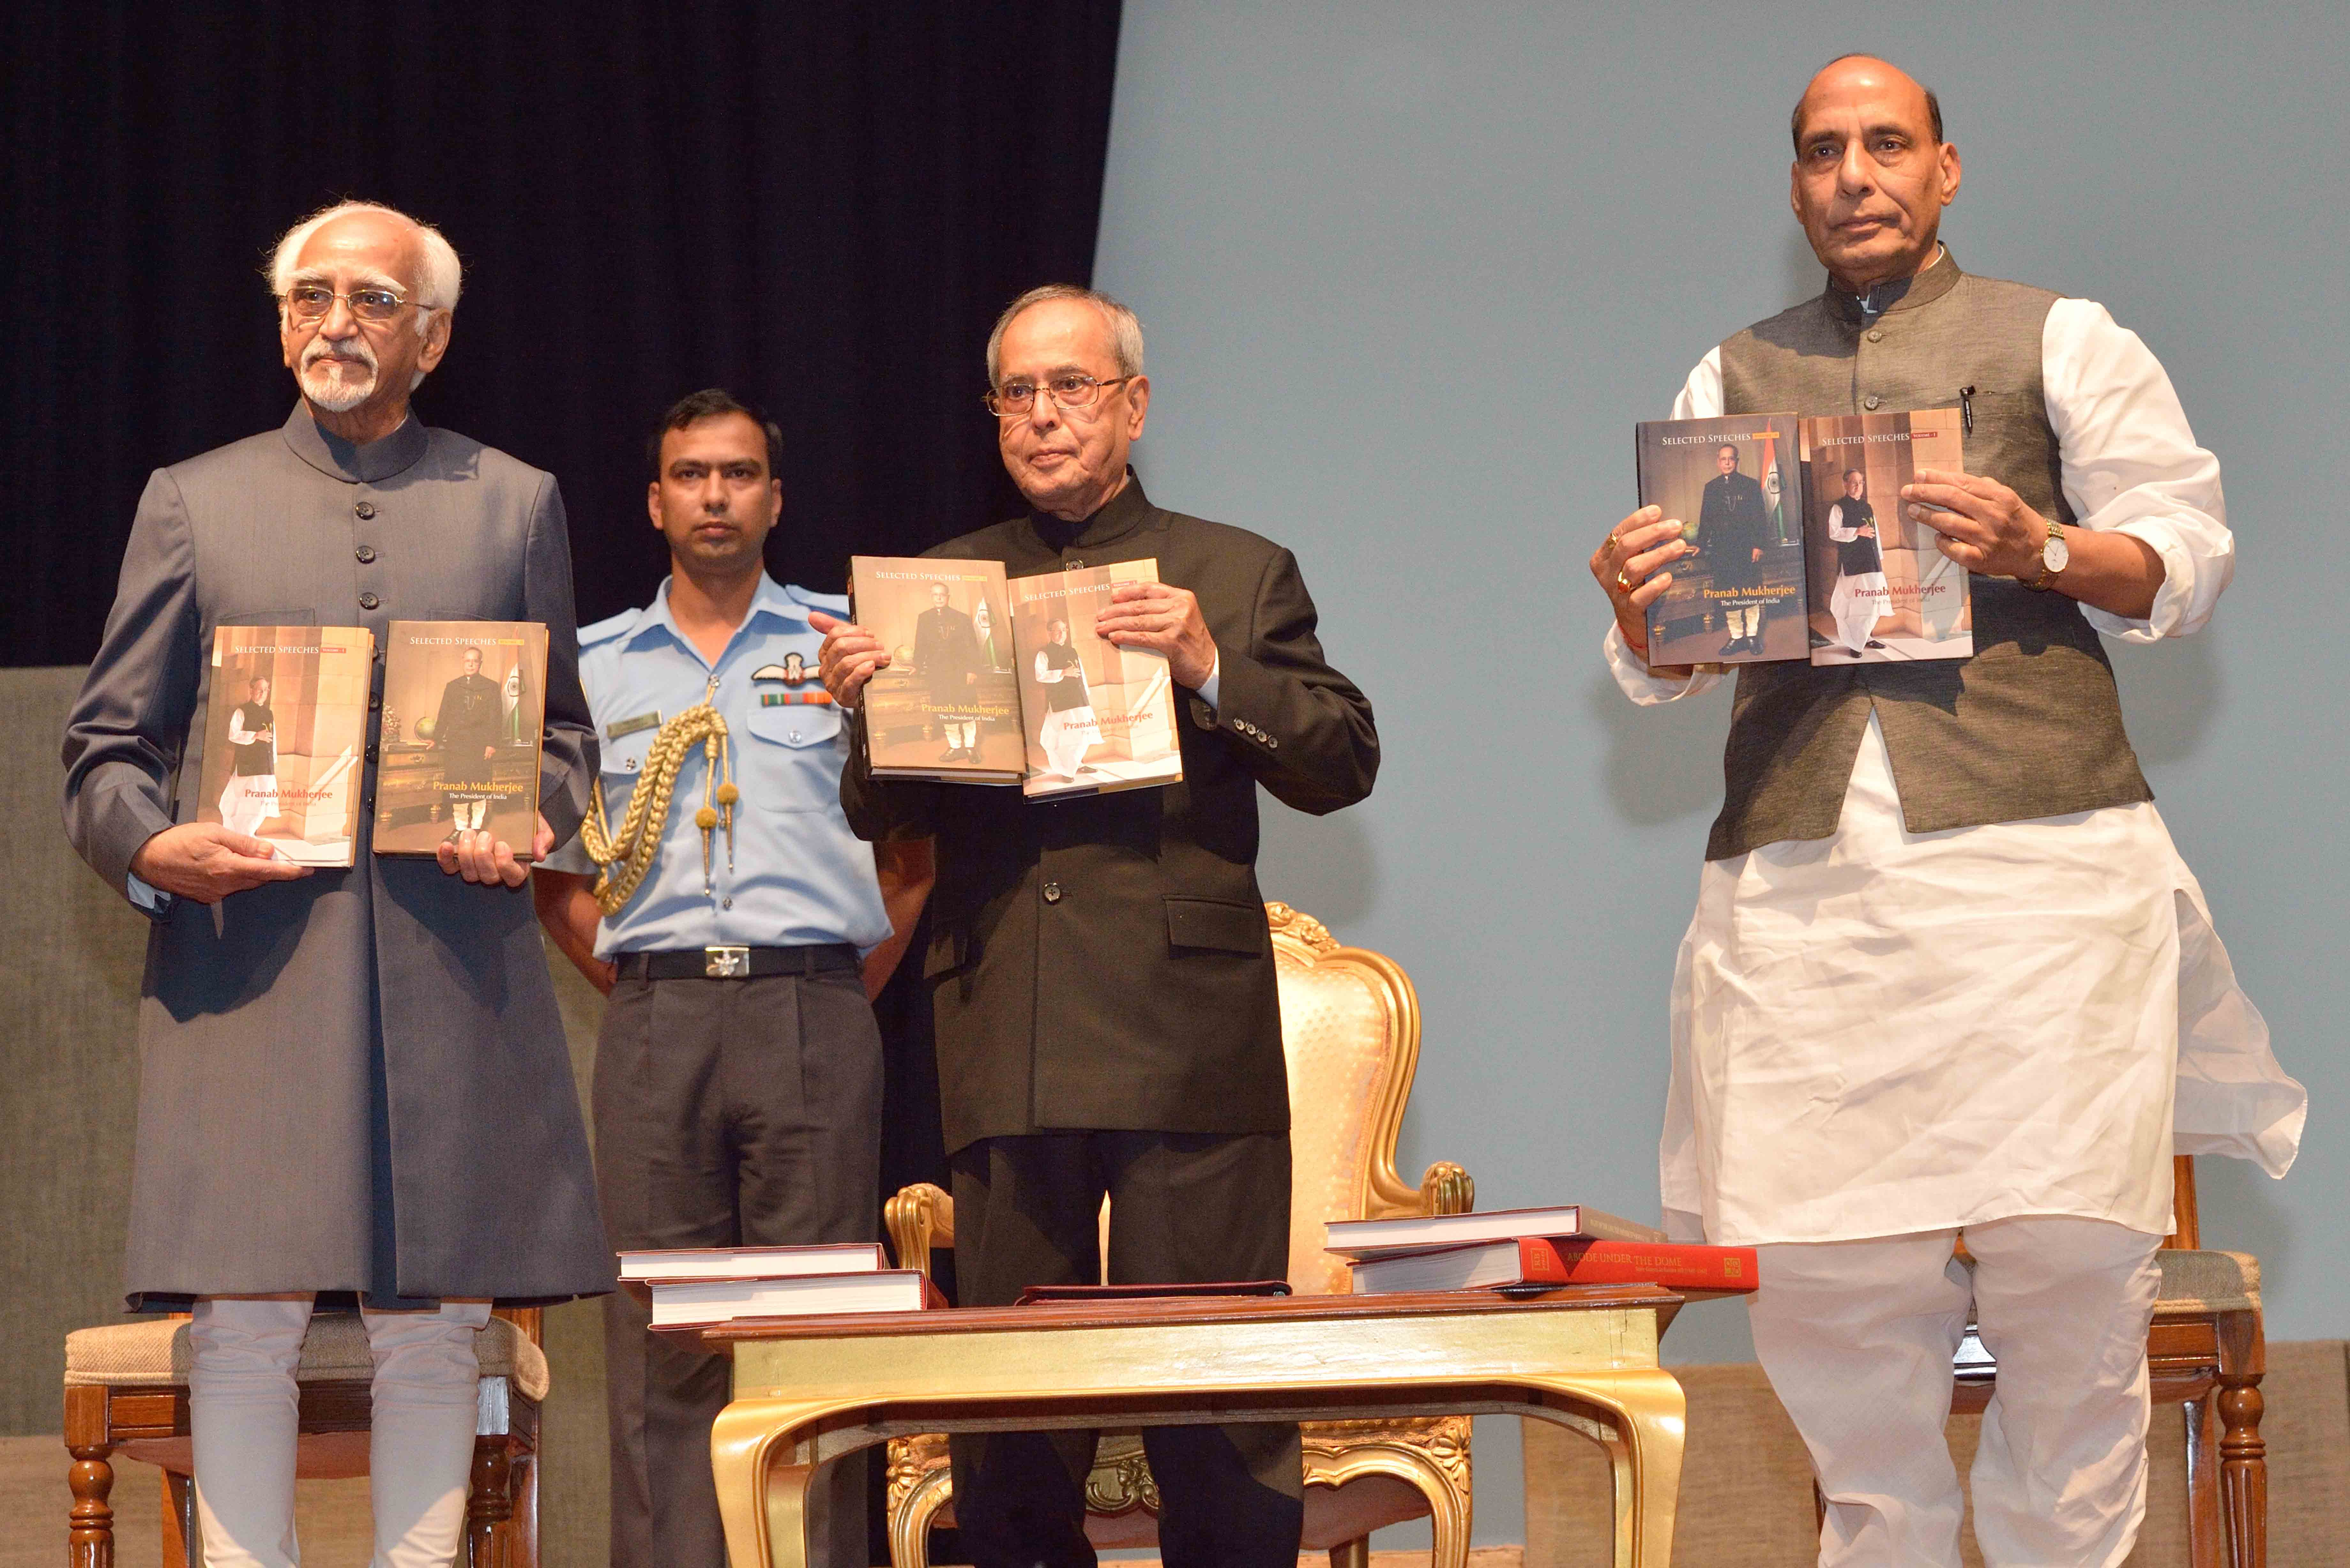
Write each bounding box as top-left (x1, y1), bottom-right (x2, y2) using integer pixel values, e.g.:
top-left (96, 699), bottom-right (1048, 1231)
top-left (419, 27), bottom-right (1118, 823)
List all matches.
top-left (1589, 58), bottom-right (2302, 1568)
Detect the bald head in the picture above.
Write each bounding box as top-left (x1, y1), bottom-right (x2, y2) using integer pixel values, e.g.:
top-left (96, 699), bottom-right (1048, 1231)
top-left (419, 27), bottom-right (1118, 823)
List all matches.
top-left (1786, 54), bottom-right (1960, 293)
top-left (1791, 56), bottom-right (1940, 154)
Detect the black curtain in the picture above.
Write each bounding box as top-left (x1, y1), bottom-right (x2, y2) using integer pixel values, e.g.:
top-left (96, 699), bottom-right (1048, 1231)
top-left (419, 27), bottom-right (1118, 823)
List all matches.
top-left (1, 0), bottom-right (1124, 666)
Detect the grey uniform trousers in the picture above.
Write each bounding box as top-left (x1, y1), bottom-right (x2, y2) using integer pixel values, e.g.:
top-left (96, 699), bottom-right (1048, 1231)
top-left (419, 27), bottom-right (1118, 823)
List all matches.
top-left (595, 967), bottom-right (883, 1568)
top-left (946, 1130), bottom-right (1305, 1568)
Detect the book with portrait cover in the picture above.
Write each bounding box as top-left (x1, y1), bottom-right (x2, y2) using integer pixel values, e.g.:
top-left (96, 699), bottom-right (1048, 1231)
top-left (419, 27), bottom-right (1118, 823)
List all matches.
top-left (850, 556), bottom-right (1184, 800)
top-left (199, 624), bottom-right (374, 866)
top-left (1635, 414), bottom-right (1808, 666)
top-left (373, 621), bottom-right (549, 857)
top-left (1799, 408), bottom-right (1974, 663)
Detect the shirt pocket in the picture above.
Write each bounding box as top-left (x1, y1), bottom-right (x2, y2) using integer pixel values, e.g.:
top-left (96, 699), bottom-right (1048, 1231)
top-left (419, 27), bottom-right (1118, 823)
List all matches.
top-left (740, 702), bottom-right (847, 812)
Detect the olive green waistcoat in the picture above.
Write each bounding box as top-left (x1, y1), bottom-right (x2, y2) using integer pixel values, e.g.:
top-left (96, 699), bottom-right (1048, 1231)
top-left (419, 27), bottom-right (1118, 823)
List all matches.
top-left (1706, 249), bottom-right (2151, 860)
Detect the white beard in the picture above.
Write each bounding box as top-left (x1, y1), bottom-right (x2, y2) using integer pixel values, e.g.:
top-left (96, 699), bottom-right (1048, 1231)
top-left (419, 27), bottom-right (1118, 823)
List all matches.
top-left (299, 343), bottom-right (379, 413)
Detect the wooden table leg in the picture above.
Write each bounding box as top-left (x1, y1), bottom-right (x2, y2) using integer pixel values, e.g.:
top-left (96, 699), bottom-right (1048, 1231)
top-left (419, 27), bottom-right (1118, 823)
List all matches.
top-left (712, 1398), bottom-right (823, 1568)
top-left (1528, 1371), bottom-right (1686, 1568)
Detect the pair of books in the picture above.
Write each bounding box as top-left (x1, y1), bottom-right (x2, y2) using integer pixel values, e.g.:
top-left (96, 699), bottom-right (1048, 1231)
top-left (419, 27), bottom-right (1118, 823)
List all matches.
top-left (848, 555), bottom-right (1184, 799)
top-left (620, 1243), bottom-right (940, 1328)
top-left (1635, 409), bottom-right (1974, 668)
top-left (1329, 1204), bottom-right (1758, 1294)
top-left (199, 621), bottom-right (550, 867)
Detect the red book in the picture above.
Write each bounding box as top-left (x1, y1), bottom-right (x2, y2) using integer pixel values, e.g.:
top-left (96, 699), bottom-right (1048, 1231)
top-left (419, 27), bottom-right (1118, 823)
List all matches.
top-left (1348, 1236), bottom-right (1758, 1295)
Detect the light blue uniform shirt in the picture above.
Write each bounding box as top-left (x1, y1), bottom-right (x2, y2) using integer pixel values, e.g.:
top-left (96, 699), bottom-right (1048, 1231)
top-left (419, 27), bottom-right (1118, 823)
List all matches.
top-left (544, 575), bottom-right (891, 958)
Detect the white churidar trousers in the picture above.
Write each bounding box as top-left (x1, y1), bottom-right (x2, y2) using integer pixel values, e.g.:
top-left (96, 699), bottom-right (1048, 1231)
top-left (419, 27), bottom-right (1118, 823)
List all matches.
top-left (1828, 570), bottom-right (1887, 653)
top-left (187, 1295), bottom-right (489, 1568)
top-left (219, 775), bottom-right (275, 837)
top-left (1747, 1216), bottom-right (2162, 1568)
top-left (1039, 705), bottom-right (1099, 778)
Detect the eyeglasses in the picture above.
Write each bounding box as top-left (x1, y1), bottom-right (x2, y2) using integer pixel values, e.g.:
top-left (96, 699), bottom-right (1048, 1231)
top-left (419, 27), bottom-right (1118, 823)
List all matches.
top-left (282, 284), bottom-right (425, 324)
top-left (983, 373), bottom-right (1136, 418)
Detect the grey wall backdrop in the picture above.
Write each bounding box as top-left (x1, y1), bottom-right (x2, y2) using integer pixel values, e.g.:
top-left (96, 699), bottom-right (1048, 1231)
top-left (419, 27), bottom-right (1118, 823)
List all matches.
top-left (1092, 0), bottom-right (2348, 1549)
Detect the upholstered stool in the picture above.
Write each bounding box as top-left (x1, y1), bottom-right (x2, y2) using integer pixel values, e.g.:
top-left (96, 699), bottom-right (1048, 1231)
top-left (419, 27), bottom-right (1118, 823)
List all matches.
top-left (64, 1310), bottom-right (547, 1568)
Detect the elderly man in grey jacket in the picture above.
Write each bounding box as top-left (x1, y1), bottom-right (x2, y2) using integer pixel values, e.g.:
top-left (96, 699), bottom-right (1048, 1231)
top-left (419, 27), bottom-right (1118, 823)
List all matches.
top-left (61, 201), bottom-right (608, 1568)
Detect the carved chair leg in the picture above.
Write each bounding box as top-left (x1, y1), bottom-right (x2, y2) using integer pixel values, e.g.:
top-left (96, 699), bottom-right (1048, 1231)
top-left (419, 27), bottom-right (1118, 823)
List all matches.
top-left (66, 1439), bottom-right (116, 1568)
top-left (2217, 1374), bottom-right (2267, 1568)
top-left (467, 1436), bottom-right (514, 1568)
top-left (1328, 1537), bottom-right (1370, 1568)
top-left (163, 1470), bottom-right (198, 1568)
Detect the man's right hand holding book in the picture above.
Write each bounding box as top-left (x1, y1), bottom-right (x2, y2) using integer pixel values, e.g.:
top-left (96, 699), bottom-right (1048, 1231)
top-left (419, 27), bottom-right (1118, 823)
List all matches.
top-left (811, 609), bottom-right (888, 709)
top-left (1590, 504), bottom-right (1693, 675)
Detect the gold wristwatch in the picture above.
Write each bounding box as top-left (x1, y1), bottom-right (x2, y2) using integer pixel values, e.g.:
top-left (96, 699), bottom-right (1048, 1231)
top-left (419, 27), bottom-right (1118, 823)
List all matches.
top-left (2027, 518), bottom-right (2069, 591)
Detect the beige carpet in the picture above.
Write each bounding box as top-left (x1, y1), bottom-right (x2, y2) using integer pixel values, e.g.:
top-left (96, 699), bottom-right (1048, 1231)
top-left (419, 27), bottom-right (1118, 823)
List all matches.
top-left (1526, 1340), bottom-right (2350, 1566)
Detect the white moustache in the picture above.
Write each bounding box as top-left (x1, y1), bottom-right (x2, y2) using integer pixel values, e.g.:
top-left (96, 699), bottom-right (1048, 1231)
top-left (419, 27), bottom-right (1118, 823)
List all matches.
top-left (300, 336), bottom-right (379, 412)
top-left (303, 337), bottom-right (378, 374)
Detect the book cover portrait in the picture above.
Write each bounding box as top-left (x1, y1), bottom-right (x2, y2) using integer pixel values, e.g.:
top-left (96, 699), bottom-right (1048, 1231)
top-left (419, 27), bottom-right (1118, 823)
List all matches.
top-left (1800, 409), bottom-right (1974, 663)
top-left (199, 625), bottom-right (373, 866)
top-left (1011, 561), bottom-right (1181, 798)
top-left (1635, 414), bottom-right (1807, 666)
top-left (374, 622), bottom-right (548, 854)
top-left (856, 563), bottom-right (1024, 778)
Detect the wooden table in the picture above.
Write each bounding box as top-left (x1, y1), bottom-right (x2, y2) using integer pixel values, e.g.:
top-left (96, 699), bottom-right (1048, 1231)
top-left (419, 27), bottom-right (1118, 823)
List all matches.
top-left (694, 1284), bottom-right (1702, 1568)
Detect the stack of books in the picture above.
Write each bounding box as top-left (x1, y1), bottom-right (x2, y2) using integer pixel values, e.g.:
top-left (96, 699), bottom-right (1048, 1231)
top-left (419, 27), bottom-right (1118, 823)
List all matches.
top-left (618, 1242), bottom-right (942, 1329)
top-left (1326, 1204), bottom-right (1757, 1294)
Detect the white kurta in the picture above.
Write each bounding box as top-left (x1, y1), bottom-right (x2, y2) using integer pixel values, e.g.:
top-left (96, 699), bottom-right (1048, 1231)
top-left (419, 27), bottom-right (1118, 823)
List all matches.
top-left (1616, 296), bottom-right (2306, 1247)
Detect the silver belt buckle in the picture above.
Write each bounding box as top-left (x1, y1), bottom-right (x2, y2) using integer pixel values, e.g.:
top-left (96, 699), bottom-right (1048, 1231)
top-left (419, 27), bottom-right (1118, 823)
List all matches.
top-left (704, 945), bottom-right (750, 978)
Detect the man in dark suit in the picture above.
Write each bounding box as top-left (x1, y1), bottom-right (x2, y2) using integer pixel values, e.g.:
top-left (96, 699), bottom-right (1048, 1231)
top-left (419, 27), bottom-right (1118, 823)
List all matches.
top-left (814, 284), bottom-right (1378, 1568)
top-left (1697, 442), bottom-right (1773, 654)
top-left (430, 644), bottom-right (504, 833)
top-left (913, 580), bottom-right (986, 760)
top-left (61, 200), bottom-right (605, 1568)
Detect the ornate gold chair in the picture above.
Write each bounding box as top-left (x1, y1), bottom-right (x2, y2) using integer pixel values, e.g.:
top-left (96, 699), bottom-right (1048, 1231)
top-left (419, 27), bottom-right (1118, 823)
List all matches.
top-left (63, 1307), bottom-right (547, 1568)
top-left (884, 901), bottom-right (1477, 1568)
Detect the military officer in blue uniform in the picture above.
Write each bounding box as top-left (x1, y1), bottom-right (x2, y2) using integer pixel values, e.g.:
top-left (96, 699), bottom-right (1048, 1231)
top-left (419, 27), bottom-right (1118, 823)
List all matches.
top-left (536, 389), bottom-right (931, 1568)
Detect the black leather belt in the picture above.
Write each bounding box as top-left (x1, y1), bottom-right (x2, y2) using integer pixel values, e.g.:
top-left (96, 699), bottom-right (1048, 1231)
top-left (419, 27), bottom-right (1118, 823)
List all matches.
top-left (616, 944), bottom-right (861, 981)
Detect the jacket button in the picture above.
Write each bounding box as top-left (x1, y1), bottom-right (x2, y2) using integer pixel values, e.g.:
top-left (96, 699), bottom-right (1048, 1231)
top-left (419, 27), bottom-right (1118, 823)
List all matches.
top-left (355, 546), bottom-right (377, 564)
top-left (359, 592), bottom-right (381, 610)
top-left (356, 501), bottom-right (376, 519)
top-left (1863, 394), bottom-right (1881, 411)
top-left (1043, 882), bottom-right (1063, 904)
top-left (368, 692), bottom-right (382, 711)
top-left (1867, 329), bottom-right (1884, 343)
top-left (1267, 736), bottom-right (1278, 749)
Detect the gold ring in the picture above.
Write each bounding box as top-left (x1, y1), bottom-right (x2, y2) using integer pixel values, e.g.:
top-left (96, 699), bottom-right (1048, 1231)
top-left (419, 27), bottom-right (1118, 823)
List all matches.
top-left (1606, 532), bottom-right (1621, 551)
top-left (1614, 569), bottom-right (1633, 593)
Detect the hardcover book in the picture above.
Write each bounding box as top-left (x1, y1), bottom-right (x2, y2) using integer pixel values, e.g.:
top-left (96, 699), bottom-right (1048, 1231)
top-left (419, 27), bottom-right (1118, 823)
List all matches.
top-left (617, 1242), bottom-right (887, 1283)
top-left (198, 624), bottom-right (374, 866)
top-left (1799, 408), bottom-right (1973, 663)
top-left (1635, 414), bottom-right (1808, 666)
top-left (646, 1268), bottom-right (943, 1328)
top-left (1347, 1235), bottom-right (1759, 1295)
top-left (373, 622), bottom-right (549, 856)
top-left (850, 556), bottom-right (1185, 799)
top-left (1323, 1203), bottom-right (1660, 1261)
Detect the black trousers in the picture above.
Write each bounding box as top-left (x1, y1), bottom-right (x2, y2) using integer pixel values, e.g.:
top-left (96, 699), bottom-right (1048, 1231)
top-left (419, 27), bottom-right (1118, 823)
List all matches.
top-left (947, 1130), bottom-right (1304, 1568)
top-left (595, 968), bottom-right (883, 1568)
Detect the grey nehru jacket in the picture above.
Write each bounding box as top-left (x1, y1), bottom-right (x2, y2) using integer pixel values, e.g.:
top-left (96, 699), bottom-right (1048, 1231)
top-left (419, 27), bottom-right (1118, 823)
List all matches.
top-left (61, 407), bottom-right (610, 1308)
top-left (1706, 249), bottom-right (2151, 861)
